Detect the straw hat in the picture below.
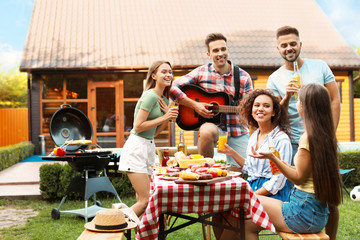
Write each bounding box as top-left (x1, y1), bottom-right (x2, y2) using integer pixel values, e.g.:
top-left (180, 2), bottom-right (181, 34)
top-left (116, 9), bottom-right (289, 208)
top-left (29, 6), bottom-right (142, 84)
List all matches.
top-left (84, 209), bottom-right (137, 232)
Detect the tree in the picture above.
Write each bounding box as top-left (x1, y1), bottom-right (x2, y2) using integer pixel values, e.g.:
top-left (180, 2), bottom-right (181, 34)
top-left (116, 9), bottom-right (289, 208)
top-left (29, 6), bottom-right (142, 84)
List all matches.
top-left (0, 66), bottom-right (28, 108)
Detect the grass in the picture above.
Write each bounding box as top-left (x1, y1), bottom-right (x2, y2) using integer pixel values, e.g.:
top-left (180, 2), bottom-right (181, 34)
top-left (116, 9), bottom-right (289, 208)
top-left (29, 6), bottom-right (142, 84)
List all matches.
top-left (0, 190), bottom-right (359, 240)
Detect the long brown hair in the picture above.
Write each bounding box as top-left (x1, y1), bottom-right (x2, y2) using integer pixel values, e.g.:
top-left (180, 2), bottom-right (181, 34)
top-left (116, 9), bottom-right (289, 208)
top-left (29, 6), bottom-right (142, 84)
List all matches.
top-left (239, 89), bottom-right (291, 137)
top-left (144, 60), bottom-right (172, 98)
top-left (299, 83), bottom-right (342, 205)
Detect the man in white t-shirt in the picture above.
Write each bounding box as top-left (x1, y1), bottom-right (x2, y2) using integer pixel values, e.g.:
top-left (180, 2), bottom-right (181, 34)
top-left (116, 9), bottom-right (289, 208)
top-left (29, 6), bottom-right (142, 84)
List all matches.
top-left (267, 25), bottom-right (341, 240)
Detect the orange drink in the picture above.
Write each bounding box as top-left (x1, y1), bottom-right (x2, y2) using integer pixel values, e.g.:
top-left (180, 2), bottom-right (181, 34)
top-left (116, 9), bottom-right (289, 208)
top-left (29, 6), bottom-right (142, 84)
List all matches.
top-left (268, 147), bottom-right (281, 175)
top-left (217, 132), bottom-right (228, 151)
top-left (267, 135), bottom-right (281, 175)
top-left (293, 61), bottom-right (302, 100)
top-left (170, 105), bottom-right (178, 121)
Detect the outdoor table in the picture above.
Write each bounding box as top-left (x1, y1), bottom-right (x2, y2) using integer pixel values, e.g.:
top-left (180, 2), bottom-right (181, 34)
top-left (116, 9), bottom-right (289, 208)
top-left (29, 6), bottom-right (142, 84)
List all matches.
top-left (137, 174), bottom-right (275, 240)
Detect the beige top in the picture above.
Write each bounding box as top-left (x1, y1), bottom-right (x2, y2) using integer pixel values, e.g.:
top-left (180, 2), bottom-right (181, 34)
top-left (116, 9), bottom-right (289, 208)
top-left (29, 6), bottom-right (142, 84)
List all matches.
top-left (294, 133), bottom-right (315, 193)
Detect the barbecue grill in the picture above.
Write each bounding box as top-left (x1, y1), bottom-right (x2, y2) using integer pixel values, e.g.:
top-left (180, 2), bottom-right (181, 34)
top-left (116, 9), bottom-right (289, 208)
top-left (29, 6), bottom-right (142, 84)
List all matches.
top-left (42, 104), bottom-right (122, 222)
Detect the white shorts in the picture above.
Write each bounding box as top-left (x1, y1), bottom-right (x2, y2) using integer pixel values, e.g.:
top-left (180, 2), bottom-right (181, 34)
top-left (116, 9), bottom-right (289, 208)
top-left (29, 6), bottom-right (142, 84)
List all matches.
top-left (118, 134), bottom-right (156, 175)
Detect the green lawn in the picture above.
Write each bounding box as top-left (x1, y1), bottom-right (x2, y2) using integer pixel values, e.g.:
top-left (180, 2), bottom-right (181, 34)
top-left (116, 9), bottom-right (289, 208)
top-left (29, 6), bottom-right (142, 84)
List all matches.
top-left (0, 190), bottom-right (359, 240)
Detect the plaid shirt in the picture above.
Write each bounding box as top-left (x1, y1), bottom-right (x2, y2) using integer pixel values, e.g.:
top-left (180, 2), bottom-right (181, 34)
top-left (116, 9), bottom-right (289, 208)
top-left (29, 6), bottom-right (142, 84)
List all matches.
top-left (170, 61), bottom-right (253, 137)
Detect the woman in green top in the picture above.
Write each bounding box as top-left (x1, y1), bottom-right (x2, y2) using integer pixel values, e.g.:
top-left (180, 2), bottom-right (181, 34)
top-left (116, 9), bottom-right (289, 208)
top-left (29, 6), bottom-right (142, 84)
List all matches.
top-left (119, 60), bottom-right (178, 217)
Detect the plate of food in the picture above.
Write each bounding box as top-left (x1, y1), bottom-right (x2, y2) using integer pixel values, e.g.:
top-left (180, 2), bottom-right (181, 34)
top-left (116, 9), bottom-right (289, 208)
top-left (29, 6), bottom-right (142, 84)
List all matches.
top-left (159, 173), bottom-right (179, 181)
top-left (227, 171), bottom-right (242, 177)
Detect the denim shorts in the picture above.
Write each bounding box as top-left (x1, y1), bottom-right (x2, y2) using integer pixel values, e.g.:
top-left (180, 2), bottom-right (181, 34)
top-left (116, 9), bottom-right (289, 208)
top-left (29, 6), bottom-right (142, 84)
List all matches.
top-left (281, 188), bottom-right (329, 234)
top-left (248, 177), bottom-right (290, 202)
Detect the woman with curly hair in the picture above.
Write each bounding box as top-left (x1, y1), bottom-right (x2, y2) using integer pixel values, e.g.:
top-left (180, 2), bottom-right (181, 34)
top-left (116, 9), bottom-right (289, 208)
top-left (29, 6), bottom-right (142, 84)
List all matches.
top-left (219, 89), bottom-right (292, 200)
top-left (213, 89), bottom-right (292, 239)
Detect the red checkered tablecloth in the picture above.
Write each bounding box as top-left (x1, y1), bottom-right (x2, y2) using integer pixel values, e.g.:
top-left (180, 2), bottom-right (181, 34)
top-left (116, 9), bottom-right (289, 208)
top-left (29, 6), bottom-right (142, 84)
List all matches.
top-left (137, 174), bottom-right (275, 239)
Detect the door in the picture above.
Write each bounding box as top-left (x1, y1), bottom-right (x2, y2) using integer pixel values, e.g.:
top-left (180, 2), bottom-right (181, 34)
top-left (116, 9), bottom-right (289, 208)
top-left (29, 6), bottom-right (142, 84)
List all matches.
top-left (89, 81), bottom-right (124, 148)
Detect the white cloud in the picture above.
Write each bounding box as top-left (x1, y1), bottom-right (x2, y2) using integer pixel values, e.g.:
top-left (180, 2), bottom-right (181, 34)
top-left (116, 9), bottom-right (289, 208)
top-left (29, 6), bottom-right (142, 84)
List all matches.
top-left (0, 44), bottom-right (22, 71)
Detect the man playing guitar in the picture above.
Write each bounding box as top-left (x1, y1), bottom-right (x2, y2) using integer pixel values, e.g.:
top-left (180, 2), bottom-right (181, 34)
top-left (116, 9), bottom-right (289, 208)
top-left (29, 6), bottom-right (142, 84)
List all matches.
top-left (170, 32), bottom-right (253, 171)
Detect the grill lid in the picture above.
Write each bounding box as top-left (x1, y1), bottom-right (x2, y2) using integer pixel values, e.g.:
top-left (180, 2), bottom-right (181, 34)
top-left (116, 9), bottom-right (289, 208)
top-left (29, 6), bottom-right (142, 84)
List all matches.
top-left (50, 104), bottom-right (93, 151)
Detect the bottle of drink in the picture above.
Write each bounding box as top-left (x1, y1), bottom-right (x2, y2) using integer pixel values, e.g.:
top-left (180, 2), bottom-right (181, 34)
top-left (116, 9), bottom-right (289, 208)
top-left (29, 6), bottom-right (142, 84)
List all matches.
top-left (161, 148), bottom-right (170, 167)
top-left (293, 61), bottom-right (302, 100)
top-left (267, 135), bottom-right (281, 175)
top-left (177, 131), bottom-right (187, 155)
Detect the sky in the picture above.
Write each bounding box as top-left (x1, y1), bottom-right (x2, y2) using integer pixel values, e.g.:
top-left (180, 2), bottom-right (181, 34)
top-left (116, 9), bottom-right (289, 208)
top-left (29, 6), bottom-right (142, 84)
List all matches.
top-left (0, 0), bottom-right (359, 71)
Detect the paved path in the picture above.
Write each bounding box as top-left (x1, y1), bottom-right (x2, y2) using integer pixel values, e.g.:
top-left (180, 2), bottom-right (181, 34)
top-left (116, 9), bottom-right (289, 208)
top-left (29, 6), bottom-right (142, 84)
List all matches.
top-left (0, 208), bottom-right (39, 229)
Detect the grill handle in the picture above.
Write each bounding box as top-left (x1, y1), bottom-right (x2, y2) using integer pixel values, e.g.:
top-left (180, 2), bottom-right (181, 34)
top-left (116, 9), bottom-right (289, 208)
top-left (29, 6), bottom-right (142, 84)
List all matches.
top-left (60, 104), bottom-right (72, 109)
top-left (96, 155), bottom-right (111, 159)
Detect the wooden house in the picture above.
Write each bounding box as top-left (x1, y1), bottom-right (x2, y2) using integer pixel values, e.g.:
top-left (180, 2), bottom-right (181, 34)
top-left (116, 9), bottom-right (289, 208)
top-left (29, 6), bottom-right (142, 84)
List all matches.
top-left (20, 0), bottom-right (360, 154)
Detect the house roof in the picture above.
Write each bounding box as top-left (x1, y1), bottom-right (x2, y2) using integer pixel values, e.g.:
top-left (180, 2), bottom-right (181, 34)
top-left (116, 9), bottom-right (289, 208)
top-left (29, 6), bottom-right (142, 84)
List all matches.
top-left (20, 0), bottom-right (360, 72)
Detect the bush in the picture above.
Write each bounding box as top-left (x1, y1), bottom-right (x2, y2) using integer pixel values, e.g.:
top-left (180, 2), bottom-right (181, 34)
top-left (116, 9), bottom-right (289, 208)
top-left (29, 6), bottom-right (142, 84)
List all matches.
top-left (339, 151), bottom-right (360, 188)
top-left (0, 141), bottom-right (34, 171)
top-left (39, 163), bottom-right (134, 201)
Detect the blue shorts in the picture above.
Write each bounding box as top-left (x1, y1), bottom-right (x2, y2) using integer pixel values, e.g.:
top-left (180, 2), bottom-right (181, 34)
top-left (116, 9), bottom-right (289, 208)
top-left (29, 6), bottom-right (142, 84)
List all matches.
top-left (281, 188), bottom-right (329, 234)
top-left (248, 177), bottom-right (290, 202)
top-left (225, 133), bottom-right (249, 167)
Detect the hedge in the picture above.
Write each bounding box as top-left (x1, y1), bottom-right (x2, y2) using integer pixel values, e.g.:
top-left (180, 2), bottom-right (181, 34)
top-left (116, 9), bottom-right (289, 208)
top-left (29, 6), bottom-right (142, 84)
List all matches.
top-left (339, 151), bottom-right (360, 188)
top-left (0, 141), bottom-right (34, 171)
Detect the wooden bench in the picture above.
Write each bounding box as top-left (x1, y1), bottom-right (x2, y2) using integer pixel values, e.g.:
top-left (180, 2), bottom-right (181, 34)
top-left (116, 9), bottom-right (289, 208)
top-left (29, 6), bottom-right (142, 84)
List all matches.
top-left (279, 231), bottom-right (329, 240)
top-left (77, 229), bottom-right (126, 240)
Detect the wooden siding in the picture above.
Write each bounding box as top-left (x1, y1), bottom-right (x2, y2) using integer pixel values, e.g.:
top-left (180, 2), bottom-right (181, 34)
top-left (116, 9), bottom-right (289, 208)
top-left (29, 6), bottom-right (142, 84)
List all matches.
top-left (0, 109), bottom-right (29, 147)
top-left (335, 73), bottom-right (351, 142)
top-left (355, 98), bottom-right (360, 142)
top-left (31, 75), bottom-right (42, 154)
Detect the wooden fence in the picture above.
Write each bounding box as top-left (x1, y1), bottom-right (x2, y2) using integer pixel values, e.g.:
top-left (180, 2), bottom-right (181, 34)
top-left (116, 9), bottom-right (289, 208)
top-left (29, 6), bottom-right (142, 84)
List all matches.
top-left (0, 108), bottom-right (29, 147)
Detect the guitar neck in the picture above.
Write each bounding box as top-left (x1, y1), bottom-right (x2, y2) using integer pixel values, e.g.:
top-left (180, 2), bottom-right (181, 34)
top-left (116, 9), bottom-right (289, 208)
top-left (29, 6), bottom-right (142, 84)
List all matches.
top-left (216, 105), bottom-right (238, 113)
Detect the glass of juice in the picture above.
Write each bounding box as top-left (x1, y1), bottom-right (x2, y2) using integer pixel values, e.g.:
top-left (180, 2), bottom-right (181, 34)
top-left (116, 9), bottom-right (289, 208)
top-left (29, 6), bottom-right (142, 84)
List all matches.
top-left (267, 135), bottom-right (281, 175)
top-left (217, 131), bottom-right (228, 151)
top-left (170, 102), bottom-right (178, 121)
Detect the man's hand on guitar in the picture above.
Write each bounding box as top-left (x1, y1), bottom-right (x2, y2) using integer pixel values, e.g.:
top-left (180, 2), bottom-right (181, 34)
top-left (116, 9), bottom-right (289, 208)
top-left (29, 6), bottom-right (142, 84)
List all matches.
top-left (194, 102), bottom-right (214, 119)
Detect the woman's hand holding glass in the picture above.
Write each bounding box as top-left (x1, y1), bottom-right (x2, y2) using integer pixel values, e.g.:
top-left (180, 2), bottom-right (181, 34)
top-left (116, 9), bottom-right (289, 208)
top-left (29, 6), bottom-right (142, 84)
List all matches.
top-left (169, 102), bottom-right (179, 121)
top-left (248, 146), bottom-right (277, 161)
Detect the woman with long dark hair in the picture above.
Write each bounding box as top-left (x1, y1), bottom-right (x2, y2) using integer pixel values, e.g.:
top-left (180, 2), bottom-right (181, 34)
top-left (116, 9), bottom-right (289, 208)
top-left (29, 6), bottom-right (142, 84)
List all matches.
top-left (118, 60), bottom-right (178, 217)
top-left (220, 83), bottom-right (342, 239)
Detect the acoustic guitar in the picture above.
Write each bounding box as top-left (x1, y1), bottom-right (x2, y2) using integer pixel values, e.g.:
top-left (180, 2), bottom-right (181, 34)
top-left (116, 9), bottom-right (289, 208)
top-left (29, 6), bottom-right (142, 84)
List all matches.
top-left (176, 84), bottom-right (239, 130)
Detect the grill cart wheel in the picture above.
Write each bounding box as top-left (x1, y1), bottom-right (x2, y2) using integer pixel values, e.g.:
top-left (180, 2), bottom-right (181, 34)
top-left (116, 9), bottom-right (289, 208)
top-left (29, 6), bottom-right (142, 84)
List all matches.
top-left (51, 208), bottom-right (61, 220)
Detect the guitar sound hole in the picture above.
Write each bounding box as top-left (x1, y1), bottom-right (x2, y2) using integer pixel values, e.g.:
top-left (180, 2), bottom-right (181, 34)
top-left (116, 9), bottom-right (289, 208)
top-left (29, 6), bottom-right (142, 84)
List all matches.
top-left (209, 103), bottom-right (219, 114)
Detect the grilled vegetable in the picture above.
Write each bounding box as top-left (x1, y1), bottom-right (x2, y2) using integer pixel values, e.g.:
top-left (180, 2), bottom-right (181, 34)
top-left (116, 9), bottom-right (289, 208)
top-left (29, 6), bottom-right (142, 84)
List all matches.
top-left (179, 171), bottom-right (199, 180)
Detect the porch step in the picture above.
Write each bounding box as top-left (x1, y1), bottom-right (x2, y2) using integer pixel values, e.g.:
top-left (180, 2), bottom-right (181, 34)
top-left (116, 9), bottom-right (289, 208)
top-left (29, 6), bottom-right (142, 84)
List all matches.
top-left (0, 161), bottom-right (55, 200)
top-left (0, 183), bottom-right (41, 200)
